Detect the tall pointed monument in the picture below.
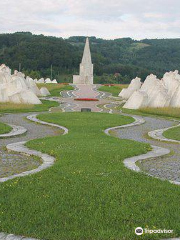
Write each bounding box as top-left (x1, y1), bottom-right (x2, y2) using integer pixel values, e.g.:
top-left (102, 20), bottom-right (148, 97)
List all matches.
top-left (73, 38), bottom-right (94, 84)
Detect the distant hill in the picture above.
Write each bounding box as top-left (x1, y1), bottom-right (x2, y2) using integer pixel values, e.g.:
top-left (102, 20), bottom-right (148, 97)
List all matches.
top-left (0, 32), bottom-right (180, 83)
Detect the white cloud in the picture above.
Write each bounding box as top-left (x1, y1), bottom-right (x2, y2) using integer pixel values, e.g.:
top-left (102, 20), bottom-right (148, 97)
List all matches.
top-left (0, 0), bottom-right (180, 39)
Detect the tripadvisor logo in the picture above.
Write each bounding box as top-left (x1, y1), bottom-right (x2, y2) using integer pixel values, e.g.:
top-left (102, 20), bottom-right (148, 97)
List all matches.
top-left (135, 227), bottom-right (173, 236)
top-left (135, 227), bottom-right (143, 235)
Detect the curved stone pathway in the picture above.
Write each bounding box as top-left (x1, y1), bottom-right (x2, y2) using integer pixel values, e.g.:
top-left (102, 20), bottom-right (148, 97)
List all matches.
top-left (112, 114), bottom-right (180, 183)
top-left (0, 124), bottom-right (27, 139)
top-left (148, 122), bottom-right (180, 143)
top-left (0, 115), bottom-right (68, 183)
top-left (0, 112), bottom-right (61, 179)
top-left (60, 84), bottom-right (78, 98)
top-left (1, 86), bottom-right (180, 240)
top-left (2, 86), bottom-right (180, 185)
top-left (48, 89), bottom-right (180, 186)
top-left (105, 117), bottom-right (170, 174)
top-left (0, 85), bottom-right (106, 179)
top-left (93, 85), bottom-right (112, 99)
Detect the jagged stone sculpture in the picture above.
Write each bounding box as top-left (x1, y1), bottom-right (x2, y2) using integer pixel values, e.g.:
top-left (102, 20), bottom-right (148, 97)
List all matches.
top-left (26, 76), bottom-right (42, 96)
top-left (0, 64), bottom-right (12, 102)
top-left (40, 87), bottom-right (50, 96)
top-left (170, 85), bottom-right (180, 107)
top-left (141, 74), bottom-right (170, 108)
top-left (45, 78), bottom-right (52, 83)
top-left (162, 71), bottom-right (180, 107)
top-left (122, 72), bottom-right (179, 109)
top-left (36, 78), bottom-right (57, 84)
top-left (52, 79), bottom-right (58, 84)
top-left (73, 38), bottom-right (94, 85)
top-left (123, 91), bottom-right (148, 109)
top-left (162, 71), bottom-right (180, 99)
top-left (0, 64), bottom-right (42, 105)
top-left (37, 78), bottom-right (45, 83)
top-left (119, 77), bottom-right (142, 100)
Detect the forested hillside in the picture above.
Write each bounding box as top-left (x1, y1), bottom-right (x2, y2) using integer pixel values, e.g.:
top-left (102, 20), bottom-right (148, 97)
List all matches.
top-left (0, 32), bottom-right (180, 83)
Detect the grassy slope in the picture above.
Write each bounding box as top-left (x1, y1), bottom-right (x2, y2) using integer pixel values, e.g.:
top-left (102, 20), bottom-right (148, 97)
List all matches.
top-left (0, 100), bottom-right (59, 114)
top-left (163, 126), bottom-right (180, 141)
top-left (0, 122), bottom-right (12, 134)
top-left (38, 83), bottom-right (74, 97)
top-left (118, 106), bottom-right (180, 119)
top-left (0, 112), bottom-right (179, 239)
top-left (98, 85), bottom-right (127, 97)
top-left (140, 108), bottom-right (180, 141)
top-left (140, 107), bottom-right (180, 119)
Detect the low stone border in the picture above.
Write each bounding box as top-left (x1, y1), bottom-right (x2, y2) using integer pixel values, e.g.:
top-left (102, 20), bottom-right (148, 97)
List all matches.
top-left (1, 112), bottom-right (179, 240)
top-left (123, 145), bottom-right (170, 172)
top-left (148, 123), bottom-right (180, 143)
top-left (61, 102), bottom-right (78, 112)
top-left (105, 115), bottom-right (180, 189)
top-left (0, 114), bottom-right (69, 239)
top-left (104, 115), bottom-right (145, 136)
top-left (104, 116), bottom-right (163, 173)
top-left (0, 232), bottom-right (39, 240)
top-left (0, 114), bottom-right (68, 183)
top-left (0, 124), bottom-right (27, 138)
top-left (104, 104), bottom-right (113, 114)
top-left (162, 238), bottom-right (180, 240)
top-left (61, 89), bottom-right (76, 98)
top-left (61, 84), bottom-right (78, 98)
top-left (26, 114), bottom-right (68, 134)
top-left (93, 85), bottom-right (112, 99)
top-left (0, 141), bottom-right (55, 183)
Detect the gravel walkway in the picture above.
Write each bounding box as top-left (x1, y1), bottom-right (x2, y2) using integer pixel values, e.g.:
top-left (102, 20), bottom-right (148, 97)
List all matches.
top-left (0, 112), bottom-right (60, 178)
top-left (114, 115), bottom-right (180, 182)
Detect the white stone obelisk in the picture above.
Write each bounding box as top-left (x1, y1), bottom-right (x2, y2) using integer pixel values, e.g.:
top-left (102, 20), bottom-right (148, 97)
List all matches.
top-left (73, 38), bottom-right (94, 84)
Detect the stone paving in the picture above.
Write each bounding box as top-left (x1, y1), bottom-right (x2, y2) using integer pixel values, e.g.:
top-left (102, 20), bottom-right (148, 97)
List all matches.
top-left (0, 112), bottom-right (61, 178)
top-left (0, 149), bottom-right (40, 178)
top-left (64, 84), bottom-right (111, 112)
top-left (0, 125), bottom-right (27, 138)
top-left (114, 115), bottom-right (180, 182)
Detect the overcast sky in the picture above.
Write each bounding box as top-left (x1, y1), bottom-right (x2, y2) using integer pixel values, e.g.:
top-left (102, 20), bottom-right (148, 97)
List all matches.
top-left (1, 0), bottom-right (180, 39)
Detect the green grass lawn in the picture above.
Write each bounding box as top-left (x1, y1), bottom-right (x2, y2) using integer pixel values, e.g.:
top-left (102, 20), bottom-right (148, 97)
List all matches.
top-left (139, 107), bottom-right (180, 119)
top-left (117, 106), bottom-right (180, 120)
top-left (0, 100), bottom-right (59, 114)
top-left (38, 83), bottom-right (74, 97)
top-left (98, 85), bottom-right (128, 97)
top-left (0, 121), bottom-right (12, 134)
top-left (163, 126), bottom-right (180, 141)
top-left (0, 112), bottom-right (180, 239)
